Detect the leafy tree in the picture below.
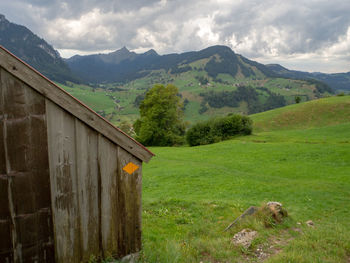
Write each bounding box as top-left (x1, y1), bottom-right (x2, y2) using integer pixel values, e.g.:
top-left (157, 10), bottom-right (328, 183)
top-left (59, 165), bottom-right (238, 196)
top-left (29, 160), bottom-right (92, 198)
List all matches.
top-left (134, 84), bottom-right (185, 146)
top-left (295, 96), bottom-right (301, 103)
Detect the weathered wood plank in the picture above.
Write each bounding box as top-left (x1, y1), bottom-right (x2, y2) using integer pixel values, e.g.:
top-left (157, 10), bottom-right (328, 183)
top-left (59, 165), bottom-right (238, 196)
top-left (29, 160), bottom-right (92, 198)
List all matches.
top-left (46, 100), bottom-right (81, 263)
top-left (98, 135), bottom-right (119, 257)
top-left (75, 119), bottom-right (100, 260)
top-left (117, 147), bottom-right (142, 256)
top-left (0, 68), bottom-right (55, 262)
top-left (0, 67), bottom-right (13, 263)
top-left (0, 177), bottom-right (13, 262)
top-left (0, 69), bottom-right (6, 174)
top-left (0, 47), bottom-right (153, 163)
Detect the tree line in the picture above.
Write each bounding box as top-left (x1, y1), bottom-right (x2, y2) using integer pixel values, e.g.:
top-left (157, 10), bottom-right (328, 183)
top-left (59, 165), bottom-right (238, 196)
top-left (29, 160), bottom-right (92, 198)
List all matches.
top-left (199, 86), bottom-right (286, 114)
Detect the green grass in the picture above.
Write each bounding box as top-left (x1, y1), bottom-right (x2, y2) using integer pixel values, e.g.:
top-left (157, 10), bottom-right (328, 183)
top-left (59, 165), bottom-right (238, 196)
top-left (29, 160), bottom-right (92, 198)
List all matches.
top-left (140, 96), bottom-right (350, 262)
top-left (251, 95), bottom-right (350, 132)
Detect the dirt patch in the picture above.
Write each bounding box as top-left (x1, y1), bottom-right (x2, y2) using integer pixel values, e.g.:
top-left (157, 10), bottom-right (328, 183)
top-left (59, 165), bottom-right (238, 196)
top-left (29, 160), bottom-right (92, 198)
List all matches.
top-left (232, 229), bottom-right (258, 248)
top-left (240, 230), bottom-right (298, 262)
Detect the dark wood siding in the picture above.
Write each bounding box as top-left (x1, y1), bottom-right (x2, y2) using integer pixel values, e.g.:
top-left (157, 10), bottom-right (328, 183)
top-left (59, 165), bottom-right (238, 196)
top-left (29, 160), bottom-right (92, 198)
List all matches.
top-left (0, 68), bottom-right (13, 260)
top-left (75, 120), bottom-right (100, 261)
top-left (0, 68), bottom-right (54, 262)
top-left (46, 100), bottom-right (81, 262)
top-left (117, 147), bottom-right (142, 257)
top-left (46, 101), bottom-right (143, 262)
top-left (98, 135), bottom-right (119, 256)
top-left (0, 46), bottom-right (148, 262)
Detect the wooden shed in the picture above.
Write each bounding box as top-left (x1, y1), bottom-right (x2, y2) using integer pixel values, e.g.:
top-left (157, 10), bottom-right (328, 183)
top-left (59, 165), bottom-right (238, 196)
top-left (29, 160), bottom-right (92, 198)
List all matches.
top-left (0, 46), bottom-right (154, 262)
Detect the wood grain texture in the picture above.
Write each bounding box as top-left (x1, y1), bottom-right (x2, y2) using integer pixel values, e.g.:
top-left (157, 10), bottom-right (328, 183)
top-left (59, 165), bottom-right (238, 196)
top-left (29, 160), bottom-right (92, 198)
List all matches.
top-left (0, 47), bottom-right (153, 163)
top-left (0, 68), bottom-right (54, 262)
top-left (98, 135), bottom-right (119, 257)
top-left (0, 68), bottom-right (13, 262)
top-left (117, 148), bottom-right (142, 256)
top-left (46, 100), bottom-right (80, 263)
top-left (47, 102), bottom-right (143, 262)
top-left (75, 119), bottom-right (100, 260)
top-left (0, 49), bottom-right (147, 262)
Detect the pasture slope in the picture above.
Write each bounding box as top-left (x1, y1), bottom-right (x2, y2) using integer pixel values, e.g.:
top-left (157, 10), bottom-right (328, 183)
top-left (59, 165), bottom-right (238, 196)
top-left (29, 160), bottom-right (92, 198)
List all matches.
top-left (141, 95), bottom-right (350, 263)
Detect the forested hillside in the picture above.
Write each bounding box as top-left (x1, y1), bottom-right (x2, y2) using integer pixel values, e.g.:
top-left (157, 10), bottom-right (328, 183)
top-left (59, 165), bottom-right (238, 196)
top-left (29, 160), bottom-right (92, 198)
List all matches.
top-left (0, 14), bottom-right (78, 83)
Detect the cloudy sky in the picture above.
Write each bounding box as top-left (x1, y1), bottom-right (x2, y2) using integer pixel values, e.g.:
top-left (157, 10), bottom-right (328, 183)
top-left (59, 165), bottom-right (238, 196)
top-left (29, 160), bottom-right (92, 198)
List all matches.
top-left (1, 0), bottom-right (350, 73)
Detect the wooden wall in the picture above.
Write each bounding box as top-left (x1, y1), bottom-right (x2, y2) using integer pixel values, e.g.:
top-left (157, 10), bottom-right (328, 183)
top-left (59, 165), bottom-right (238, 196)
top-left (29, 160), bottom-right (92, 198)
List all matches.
top-left (0, 66), bottom-right (143, 262)
top-left (0, 68), bottom-right (55, 262)
top-left (46, 99), bottom-right (142, 262)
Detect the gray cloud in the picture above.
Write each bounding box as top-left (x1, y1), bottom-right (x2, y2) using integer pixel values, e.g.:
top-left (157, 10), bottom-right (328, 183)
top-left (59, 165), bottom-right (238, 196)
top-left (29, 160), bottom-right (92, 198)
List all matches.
top-left (1, 0), bottom-right (350, 72)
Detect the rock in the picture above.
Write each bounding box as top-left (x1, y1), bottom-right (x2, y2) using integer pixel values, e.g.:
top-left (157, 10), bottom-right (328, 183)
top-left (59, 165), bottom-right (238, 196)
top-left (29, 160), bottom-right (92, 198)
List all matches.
top-left (306, 220), bottom-right (314, 227)
top-left (119, 252), bottom-right (140, 263)
top-left (243, 206), bottom-right (259, 217)
top-left (265, 201), bottom-right (288, 223)
top-left (267, 201), bottom-right (282, 207)
top-left (232, 229), bottom-right (258, 249)
top-left (266, 202), bottom-right (283, 215)
top-left (226, 202), bottom-right (288, 231)
top-left (255, 246), bottom-right (269, 260)
top-left (224, 206), bottom-right (258, 231)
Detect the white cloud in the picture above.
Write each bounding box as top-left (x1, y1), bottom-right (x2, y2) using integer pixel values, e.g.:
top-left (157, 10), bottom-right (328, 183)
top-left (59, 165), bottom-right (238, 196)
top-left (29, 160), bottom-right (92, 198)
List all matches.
top-left (1, 0), bottom-right (350, 72)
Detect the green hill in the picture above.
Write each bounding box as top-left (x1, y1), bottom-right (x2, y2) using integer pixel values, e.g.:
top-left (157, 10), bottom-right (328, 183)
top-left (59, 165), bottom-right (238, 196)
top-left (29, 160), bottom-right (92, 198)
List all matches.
top-left (58, 74), bottom-right (334, 126)
top-left (60, 45), bottom-right (334, 126)
top-left (140, 97), bottom-right (350, 262)
top-left (251, 95), bottom-right (350, 132)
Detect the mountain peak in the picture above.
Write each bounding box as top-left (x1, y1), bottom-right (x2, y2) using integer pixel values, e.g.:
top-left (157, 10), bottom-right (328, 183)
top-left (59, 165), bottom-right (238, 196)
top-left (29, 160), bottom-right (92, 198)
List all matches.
top-left (120, 46), bottom-right (129, 52)
top-left (0, 14), bottom-right (9, 27)
top-left (0, 14), bottom-right (78, 83)
top-left (93, 46), bottom-right (137, 64)
top-left (143, 49), bottom-right (158, 56)
top-left (204, 45), bottom-right (235, 53)
top-left (113, 46), bottom-right (130, 55)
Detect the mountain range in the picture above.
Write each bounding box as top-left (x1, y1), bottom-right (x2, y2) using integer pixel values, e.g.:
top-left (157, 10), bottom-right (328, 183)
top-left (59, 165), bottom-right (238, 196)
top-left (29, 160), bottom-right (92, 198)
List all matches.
top-left (66, 46), bottom-right (350, 91)
top-left (1, 13), bottom-right (347, 123)
top-left (266, 64), bottom-right (350, 91)
top-left (65, 45), bottom-right (286, 84)
top-left (0, 14), bottom-right (349, 92)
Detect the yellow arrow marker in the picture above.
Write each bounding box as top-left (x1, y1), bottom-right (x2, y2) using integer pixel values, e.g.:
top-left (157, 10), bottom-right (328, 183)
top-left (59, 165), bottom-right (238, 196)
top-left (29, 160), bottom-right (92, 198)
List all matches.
top-left (123, 162), bottom-right (139, 175)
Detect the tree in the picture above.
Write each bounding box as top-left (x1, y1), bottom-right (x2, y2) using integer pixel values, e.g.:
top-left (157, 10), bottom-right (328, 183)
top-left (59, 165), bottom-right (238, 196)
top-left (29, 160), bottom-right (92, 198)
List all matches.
top-left (295, 96), bottom-right (301, 104)
top-left (134, 84), bottom-right (185, 146)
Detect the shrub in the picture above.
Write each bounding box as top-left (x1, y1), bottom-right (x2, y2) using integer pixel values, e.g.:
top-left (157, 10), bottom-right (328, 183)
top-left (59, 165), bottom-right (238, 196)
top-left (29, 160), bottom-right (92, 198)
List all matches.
top-left (186, 114), bottom-right (252, 146)
top-left (186, 122), bottom-right (215, 146)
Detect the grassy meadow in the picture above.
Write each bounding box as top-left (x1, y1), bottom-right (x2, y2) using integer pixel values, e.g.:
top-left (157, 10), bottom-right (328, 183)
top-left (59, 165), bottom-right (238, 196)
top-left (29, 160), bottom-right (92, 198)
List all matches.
top-left (140, 96), bottom-right (350, 262)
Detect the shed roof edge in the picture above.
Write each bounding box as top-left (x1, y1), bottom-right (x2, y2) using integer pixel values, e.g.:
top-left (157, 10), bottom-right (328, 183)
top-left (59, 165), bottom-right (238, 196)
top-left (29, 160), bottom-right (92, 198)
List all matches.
top-left (0, 45), bottom-right (154, 162)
